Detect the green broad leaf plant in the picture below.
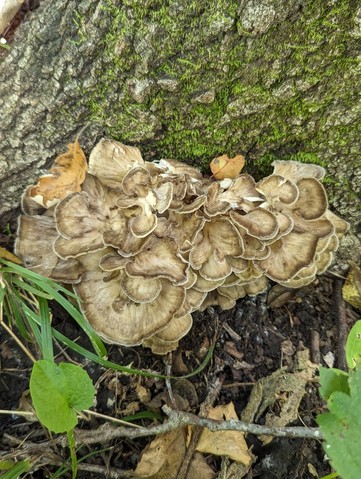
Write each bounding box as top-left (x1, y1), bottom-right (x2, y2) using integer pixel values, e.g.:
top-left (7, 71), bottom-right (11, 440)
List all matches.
top-left (30, 360), bottom-right (94, 434)
top-left (317, 320), bottom-right (361, 479)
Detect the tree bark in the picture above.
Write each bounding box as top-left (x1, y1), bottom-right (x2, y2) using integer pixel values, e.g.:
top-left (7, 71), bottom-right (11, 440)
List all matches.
top-left (1, 0), bottom-right (360, 259)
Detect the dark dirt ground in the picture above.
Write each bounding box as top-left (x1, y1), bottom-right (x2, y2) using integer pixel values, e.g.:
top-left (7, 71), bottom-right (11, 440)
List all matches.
top-left (1, 207), bottom-right (359, 479)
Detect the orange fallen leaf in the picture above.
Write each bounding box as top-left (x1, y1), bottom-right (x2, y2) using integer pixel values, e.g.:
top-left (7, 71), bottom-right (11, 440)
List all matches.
top-left (210, 153), bottom-right (245, 180)
top-left (30, 140), bottom-right (87, 208)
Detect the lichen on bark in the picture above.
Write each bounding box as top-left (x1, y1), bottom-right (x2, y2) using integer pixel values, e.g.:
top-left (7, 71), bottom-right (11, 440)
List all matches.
top-left (0, 0), bottom-right (360, 260)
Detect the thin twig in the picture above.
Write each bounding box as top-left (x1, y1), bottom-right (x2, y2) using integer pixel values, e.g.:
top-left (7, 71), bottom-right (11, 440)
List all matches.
top-left (0, 408), bottom-right (142, 429)
top-left (0, 409), bottom-right (35, 417)
top-left (72, 405), bottom-right (324, 446)
top-left (0, 320), bottom-right (36, 363)
top-left (165, 353), bottom-right (177, 408)
top-left (83, 409), bottom-right (141, 428)
top-left (177, 375), bottom-right (225, 479)
top-left (75, 463), bottom-right (129, 478)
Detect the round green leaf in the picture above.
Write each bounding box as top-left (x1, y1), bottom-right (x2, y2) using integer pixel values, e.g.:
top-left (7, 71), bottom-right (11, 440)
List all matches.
top-left (345, 320), bottom-right (361, 369)
top-left (30, 359), bottom-right (94, 433)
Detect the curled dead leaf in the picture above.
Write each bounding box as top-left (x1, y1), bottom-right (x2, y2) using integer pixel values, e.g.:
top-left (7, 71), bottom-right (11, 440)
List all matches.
top-left (30, 140), bottom-right (87, 208)
top-left (210, 154), bottom-right (245, 180)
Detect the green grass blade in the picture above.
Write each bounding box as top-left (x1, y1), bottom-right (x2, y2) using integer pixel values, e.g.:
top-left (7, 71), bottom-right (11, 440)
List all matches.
top-left (9, 277), bottom-right (53, 299)
top-left (21, 302), bottom-right (43, 346)
top-left (67, 430), bottom-right (78, 479)
top-left (181, 341), bottom-right (215, 379)
top-left (52, 328), bottom-right (164, 377)
top-left (0, 284), bottom-right (5, 304)
top-left (0, 260), bottom-right (106, 358)
top-left (50, 447), bottom-right (113, 479)
top-left (34, 283), bottom-right (106, 358)
top-left (0, 261), bottom-right (59, 284)
top-left (38, 297), bottom-right (54, 361)
top-left (4, 291), bottom-right (33, 341)
top-left (0, 460), bottom-right (31, 478)
top-left (51, 327), bottom-right (214, 379)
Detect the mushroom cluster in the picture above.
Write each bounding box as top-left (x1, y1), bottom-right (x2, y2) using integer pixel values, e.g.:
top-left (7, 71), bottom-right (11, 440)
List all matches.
top-left (15, 139), bottom-right (349, 354)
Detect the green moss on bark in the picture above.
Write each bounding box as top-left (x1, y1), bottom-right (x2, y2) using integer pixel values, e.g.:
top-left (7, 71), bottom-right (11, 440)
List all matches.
top-left (73, 0), bottom-right (360, 226)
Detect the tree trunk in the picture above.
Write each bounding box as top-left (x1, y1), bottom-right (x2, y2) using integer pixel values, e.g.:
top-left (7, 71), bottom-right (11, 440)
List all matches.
top-left (1, 0), bottom-right (360, 259)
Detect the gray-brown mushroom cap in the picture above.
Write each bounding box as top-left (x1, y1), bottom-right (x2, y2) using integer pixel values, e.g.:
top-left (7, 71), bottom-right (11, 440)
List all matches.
top-left (121, 167), bottom-right (151, 197)
top-left (15, 215), bottom-right (83, 283)
top-left (193, 273), bottom-right (225, 292)
top-left (54, 192), bottom-right (107, 258)
top-left (218, 275), bottom-right (268, 300)
top-left (325, 210), bottom-right (350, 239)
top-left (203, 183), bottom-right (230, 217)
top-left (157, 158), bottom-right (203, 180)
top-left (272, 160), bottom-right (326, 181)
top-left (292, 178), bottom-right (328, 220)
top-left (198, 251), bottom-right (233, 281)
top-left (124, 236), bottom-right (189, 285)
top-left (218, 174), bottom-right (264, 211)
top-left (54, 175), bottom-right (118, 259)
top-left (254, 231), bottom-right (321, 281)
top-left (189, 217), bottom-right (243, 270)
top-left (74, 271), bottom-right (185, 346)
top-left (230, 208), bottom-right (279, 240)
top-left (256, 175), bottom-right (299, 206)
top-left (88, 139), bottom-right (144, 188)
top-left (234, 226), bottom-right (271, 260)
top-left (143, 313), bottom-right (193, 355)
top-left (121, 274), bottom-right (163, 304)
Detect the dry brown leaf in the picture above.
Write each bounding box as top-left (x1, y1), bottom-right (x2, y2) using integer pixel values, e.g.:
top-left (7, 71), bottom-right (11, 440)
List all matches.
top-left (0, 246), bottom-right (22, 264)
top-left (135, 383), bottom-right (151, 403)
top-left (210, 154), bottom-right (245, 180)
top-left (30, 140), bottom-right (87, 208)
top-left (241, 349), bottom-right (316, 444)
top-left (342, 261), bottom-right (361, 310)
top-left (218, 457), bottom-right (251, 479)
top-left (134, 429), bottom-right (214, 479)
top-left (134, 429), bottom-right (185, 478)
top-left (195, 402), bottom-right (253, 466)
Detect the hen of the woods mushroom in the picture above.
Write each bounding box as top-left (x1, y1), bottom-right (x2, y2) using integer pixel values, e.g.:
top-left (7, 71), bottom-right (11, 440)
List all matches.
top-left (15, 139), bottom-right (349, 354)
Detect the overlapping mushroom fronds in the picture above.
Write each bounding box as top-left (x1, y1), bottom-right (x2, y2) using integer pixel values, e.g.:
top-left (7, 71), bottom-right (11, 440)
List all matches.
top-left (15, 139), bottom-right (349, 354)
